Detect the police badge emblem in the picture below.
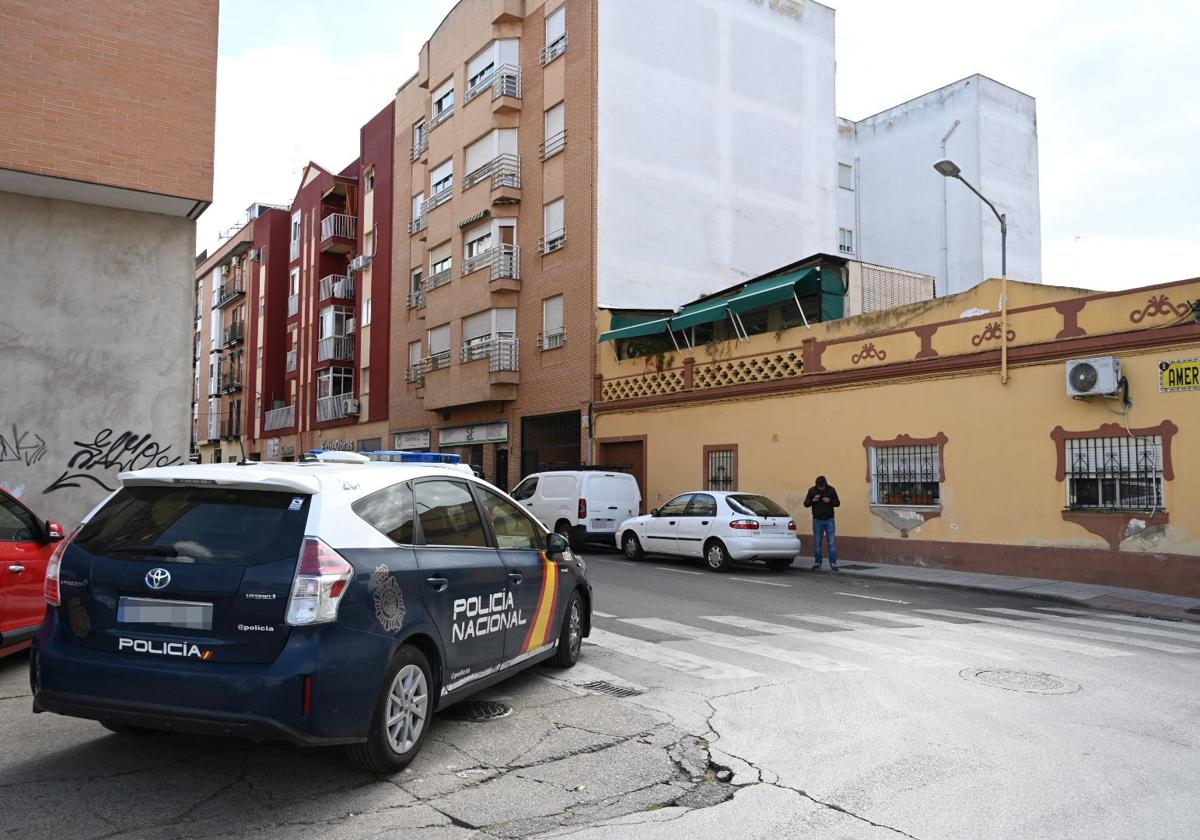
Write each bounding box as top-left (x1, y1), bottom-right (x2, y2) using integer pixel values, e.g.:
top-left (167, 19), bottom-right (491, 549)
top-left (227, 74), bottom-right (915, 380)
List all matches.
top-left (371, 564), bottom-right (406, 632)
top-left (67, 597), bottom-right (91, 638)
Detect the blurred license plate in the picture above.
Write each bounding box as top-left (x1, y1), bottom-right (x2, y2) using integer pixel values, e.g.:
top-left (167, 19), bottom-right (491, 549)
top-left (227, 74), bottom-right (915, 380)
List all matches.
top-left (118, 597), bottom-right (212, 630)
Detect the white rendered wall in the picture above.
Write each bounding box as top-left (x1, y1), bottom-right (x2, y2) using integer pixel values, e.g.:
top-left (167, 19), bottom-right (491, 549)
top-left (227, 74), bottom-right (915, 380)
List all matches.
top-left (596, 0), bottom-right (837, 310)
top-left (839, 75), bottom-right (1041, 296)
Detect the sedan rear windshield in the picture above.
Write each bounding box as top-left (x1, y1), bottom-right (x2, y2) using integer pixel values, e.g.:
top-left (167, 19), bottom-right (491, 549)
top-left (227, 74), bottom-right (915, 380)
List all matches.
top-left (727, 494), bottom-right (789, 518)
top-left (72, 486), bottom-right (310, 566)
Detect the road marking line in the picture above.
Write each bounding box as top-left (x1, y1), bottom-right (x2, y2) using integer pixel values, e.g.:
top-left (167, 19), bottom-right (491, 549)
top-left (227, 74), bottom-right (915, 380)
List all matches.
top-left (585, 627), bottom-right (761, 680)
top-left (592, 610), bottom-right (617, 618)
top-left (778, 614), bottom-right (1023, 661)
top-left (1036, 607), bottom-right (1200, 634)
top-left (835, 592), bottom-right (909, 604)
top-left (597, 559), bottom-right (638, 567)
top-left (919, 609), bottom-right (1199, 654)
top-left (852, 610), bottom-right (1134, 658)
top-left (983, 608), bottom-right (1200, 644)
top-left (702, 615), bottom-right (951, 667)
top-left (621, 617), bottom-right (865, 673)
top-left (655, 566), bottom-right (703, 575)
top-left (728, 577), bottom-right (791, 587)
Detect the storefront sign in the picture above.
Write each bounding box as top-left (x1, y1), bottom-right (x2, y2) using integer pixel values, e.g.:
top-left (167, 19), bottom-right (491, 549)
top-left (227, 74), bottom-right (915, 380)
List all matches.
top-left (281, 445), bottom-right (296, 456)
top-left (439, 421), bottom-right (509, 446)
top-left (395, 429), bottom-right (431, 450)
top-left (320, 439), bottom-right (355, 451)
top-left (1160, 358), bottom-right (1200, 392)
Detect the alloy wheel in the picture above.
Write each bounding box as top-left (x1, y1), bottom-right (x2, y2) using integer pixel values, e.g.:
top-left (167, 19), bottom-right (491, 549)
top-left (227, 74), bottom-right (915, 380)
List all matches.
top-left (385, 664), bottom-right (428, 754)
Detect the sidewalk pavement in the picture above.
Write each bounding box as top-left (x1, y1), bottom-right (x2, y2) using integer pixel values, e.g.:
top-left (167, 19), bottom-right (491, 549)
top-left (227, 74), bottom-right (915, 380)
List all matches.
top-left (830, 562), bottom-right (1200, 623)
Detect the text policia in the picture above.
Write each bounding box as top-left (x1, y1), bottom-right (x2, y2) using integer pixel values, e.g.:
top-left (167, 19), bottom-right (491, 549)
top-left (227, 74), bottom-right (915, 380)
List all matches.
top-left (451, 592), bottom-right (526, 642)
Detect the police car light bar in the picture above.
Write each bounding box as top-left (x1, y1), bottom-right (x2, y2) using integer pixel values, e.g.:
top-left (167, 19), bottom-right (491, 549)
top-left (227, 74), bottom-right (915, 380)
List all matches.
top-left (306, 451), bottom-right (371, 464)
top-left (363, 450), bottom-right (462, 464)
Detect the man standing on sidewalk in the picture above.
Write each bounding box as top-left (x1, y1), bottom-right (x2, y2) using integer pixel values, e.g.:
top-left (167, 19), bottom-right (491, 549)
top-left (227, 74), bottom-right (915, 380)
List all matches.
top-left (804, 475), bottom-right (840, 571)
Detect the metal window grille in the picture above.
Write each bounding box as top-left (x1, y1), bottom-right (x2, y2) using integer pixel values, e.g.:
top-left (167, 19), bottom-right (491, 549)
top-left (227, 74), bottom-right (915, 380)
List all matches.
top-left (1065, 435), bottom-right (1164, 511)
top-left (871, 444), bottom-right (941, 505)
top-left (706, 450), bottom-right (735, 491)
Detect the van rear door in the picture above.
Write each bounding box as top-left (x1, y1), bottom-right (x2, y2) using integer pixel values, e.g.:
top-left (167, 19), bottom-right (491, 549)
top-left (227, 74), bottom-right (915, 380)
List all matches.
top-left (582, 474), bottom-right (638, 534)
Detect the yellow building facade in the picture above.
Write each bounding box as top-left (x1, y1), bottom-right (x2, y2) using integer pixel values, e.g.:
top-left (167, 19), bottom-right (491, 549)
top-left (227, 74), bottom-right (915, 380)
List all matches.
top-left (593, 277), bottom-right (1200, 597)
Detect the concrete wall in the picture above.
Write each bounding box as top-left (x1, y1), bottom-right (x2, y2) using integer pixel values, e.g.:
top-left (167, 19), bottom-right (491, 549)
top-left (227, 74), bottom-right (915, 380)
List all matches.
top-left (0, 191), bottom-right (195, 526)
top-left (839, 75), bottom-right (1041, 296)
top-left (597, 0), bottom-right (837, 309)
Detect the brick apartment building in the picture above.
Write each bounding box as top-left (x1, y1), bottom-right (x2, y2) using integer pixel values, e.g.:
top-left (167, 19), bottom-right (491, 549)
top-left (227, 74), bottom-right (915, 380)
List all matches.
top-left (2, 1), bottom-right (217, 524)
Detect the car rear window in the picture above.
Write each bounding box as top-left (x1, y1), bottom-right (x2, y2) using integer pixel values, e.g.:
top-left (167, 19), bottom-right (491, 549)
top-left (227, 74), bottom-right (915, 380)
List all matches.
top-left (727, 494), bottom-right (789, 518)
top-left (72, 486), bottom-right (310, 566)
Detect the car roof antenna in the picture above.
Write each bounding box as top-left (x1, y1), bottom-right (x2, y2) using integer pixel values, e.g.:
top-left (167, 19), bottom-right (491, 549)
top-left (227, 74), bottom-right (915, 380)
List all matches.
top-left (237, 432), bottom-right (253, 466)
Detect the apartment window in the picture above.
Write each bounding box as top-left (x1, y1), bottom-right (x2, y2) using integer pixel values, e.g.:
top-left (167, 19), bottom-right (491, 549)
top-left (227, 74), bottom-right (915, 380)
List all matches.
top-left (839, 227), bottom-right (855, 255)
top-left (410, 268), bottom-right (423, 295)
top-left (413, 121), bottom-right (426, 146)
top-left (362, 297), bottom-right (372, 327)
top-left (430, 242), bottom-right (453, 277)
top-left (290, 211), bottom-right (301, 261)
top-left (319, 305), bottom-right (353, 339)
top-left (541, 5), bottom-right (567, 65)
top-left (462, 309), bottom-right (517, 366)
top-left (289, 267), bottom-right (300, 295)
top-left (541, 198), bottom-right (565, 253)
top-left (466, 44), bottom-right (496, 92)
top-left (464, 225), bottom-right (493, 260)
top-left (365, 167), bottom-right (375, 192)
top-left (870, 443), bottom-right (942, 506)
top-left (408, 339), bottom-right (423, 381)
top-left (838, 162), bottom-right (854, 190)
top-left (704, 447), bottom-right (738, 492)
top-left (210, 310), bottom-right (220, 350)
top-left (412, 193), bottom-right (424, 217)
top-left (542, 102), bottom-right (566, 159)
top-left (428, 324), bottom-right (451, 370)
top-left (432, 78), bottom-right (454, 119)
top-left (317, 367), bottom-right (353, 398)
top-left (1065, 436), bottom-right (1164, 512)
top-left (541, 295), bottom-right (564, 350)
top-left (257, 348), bottom-right (263, 368)
top-left (430, 159), bottom-right (453, 196)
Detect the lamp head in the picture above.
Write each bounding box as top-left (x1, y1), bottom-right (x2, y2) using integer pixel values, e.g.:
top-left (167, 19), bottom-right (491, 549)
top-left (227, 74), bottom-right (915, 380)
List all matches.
top-left (933, 159), bottom-right (962, 178)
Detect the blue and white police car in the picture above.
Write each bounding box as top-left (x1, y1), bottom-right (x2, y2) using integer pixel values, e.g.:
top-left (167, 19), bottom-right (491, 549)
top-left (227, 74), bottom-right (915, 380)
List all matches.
top-left (31, 451), bottom-right (592, 773)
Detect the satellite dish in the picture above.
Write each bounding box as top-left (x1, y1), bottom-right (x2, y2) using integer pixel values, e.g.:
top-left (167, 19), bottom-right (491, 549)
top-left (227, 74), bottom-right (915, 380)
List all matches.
top-left (1069, 362), bottom-right (1098, 393)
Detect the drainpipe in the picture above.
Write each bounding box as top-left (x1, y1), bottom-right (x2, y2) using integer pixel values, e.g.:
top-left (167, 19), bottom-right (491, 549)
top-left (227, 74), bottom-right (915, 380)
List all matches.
top-left (939, 120), bottom-right (961, 296)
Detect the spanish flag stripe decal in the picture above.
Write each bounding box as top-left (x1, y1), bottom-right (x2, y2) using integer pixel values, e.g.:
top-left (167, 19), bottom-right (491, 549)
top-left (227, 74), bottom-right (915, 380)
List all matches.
top-left (522, 553), bottom-right (559, 653)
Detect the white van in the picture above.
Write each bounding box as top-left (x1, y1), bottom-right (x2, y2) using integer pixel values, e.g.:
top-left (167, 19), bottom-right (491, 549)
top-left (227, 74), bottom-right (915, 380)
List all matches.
top-left (512, 470), bottom-right (641, 549)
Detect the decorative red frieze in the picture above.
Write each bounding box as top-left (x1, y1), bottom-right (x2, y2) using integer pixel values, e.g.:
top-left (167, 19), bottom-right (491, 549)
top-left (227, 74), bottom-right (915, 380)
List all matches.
top-left (914, 324), bottom-right (939, 359)
top-left (1050, 420), bottom-right (1178, 482)
top-left (861, 432), bottom-right (949, 483)
top-left (1054, 299), bottom-right (1088, 339)
top-left (801, 337), bottom-right (826, 373)
top-left (683, 357), bottom-right (695, 389)
top-left (1129, 294), bottom-right (1191, 324)
top-left (851, 342), bottom-right (887, 364)
top-left (971, 321), bottom-right (1016, 347)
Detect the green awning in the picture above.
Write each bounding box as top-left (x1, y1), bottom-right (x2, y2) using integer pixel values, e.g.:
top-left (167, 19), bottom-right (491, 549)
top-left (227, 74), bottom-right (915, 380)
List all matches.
top-left (598, 316), bottom-right (673, 343)
top-left (669, 298), bottom-right (730, 331)
top-left (725, 267), bottom-right (819, 314)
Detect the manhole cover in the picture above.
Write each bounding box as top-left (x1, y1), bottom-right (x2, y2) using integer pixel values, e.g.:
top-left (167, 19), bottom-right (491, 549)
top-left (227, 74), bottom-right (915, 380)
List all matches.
top-left (580, 680), bottom-right (645, 698)
top-left (439, 700), bottom-right (513, 722)
top-left (959, 668), bottom-right (1080, 695)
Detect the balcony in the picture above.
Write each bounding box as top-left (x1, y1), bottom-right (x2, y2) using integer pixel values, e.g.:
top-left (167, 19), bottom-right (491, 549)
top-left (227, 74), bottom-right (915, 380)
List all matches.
top-left (463, 244), bottom-right (520, 283)
top-left (318, 335), bottom-right (355, 362)
top-left (320, 214), bottom-right (356, 254)
top-left (287, 293), bottom-right (299, 318)
top-left (319, 273), bottom-right (355, 302)
top-left (207, 418), bottom-right (220, 441)
top-left (540, 327), bottom-right (565, 351)
top-left (429, 104), bottom-right (454, 131)
top-left (316, 393), bottom-right (354, 422)
top-left (263, 404), bottom-right (296, 432)
top-left (540, 33), bottom-right (567, 66)
top-left (424, 267), bottom-right (452, 293)
top-left (407, 361), bottom-right (425, 383)
top-left (540, 128), bottom-right (567, 160)
top-left (421, 188), bottom-right (453, 215)
top-left (222, 321), bottom-right (244, 347)
top-left (464, 64), bottom-right (522, 106)
top-left (410, 126), bottom-right (429, 161)
top-left (423, 338), bottom-right (519, 410)
top-left (215, 279), bottom-right (245, 308)
top-left (461, 336), bottom-right (519, 371)
top-left (424, 350), bottom-right (452, 373)
top-left (285, 349), bottom-right (297, 374)
top-left (462, 154), bottom-right (521, 200)
top-left (409, 213), bottom-right (427, 235)
top-left (408, 287), bottom-right (426, 310)
top-left (220, 417), bottom-right (243, 441)
top-left (220, 373), bottom-right (243, 394)
top-left (539, 227), bottom-right (566, 255)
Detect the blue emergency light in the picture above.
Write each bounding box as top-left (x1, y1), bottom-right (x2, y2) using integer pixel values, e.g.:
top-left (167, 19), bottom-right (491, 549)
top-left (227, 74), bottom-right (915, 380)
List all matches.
top-left (363, 450), bottom-right (462, 464)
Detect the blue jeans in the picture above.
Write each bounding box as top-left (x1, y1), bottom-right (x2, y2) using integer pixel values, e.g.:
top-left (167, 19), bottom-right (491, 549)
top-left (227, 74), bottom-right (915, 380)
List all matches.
top-left (813, 518), bottom-right (838, 567)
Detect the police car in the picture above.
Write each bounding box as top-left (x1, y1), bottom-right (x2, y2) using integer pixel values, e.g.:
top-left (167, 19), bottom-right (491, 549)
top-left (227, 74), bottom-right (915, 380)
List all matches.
top-left (30, 451), bottom-right (592, 773)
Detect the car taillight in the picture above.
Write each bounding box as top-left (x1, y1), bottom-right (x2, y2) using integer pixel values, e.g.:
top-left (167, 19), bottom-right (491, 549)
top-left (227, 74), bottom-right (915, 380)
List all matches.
top-left (43, 532), bottom-right (74, 606)
top-left (578, 498), bottom-right (588, 519)
top-left (285, 537), bottom-right (354, 626)
top-left (787, 520), bottom-right (796, 531)
top-left (729, 519), bottom-right (760, 530)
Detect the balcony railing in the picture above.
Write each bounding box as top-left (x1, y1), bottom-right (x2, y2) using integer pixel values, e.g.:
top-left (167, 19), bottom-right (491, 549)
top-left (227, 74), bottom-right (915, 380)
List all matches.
top-left (408, 287), bottom-right (426, 309)
top-left (320, 213), bottom-right (356, 242)
top-left (290, 239), bottom-right (300, 261)
top-left (539, 227), bottom-right (566, 254)
top-left (461, 336), bottom-right (519, 372)
top-left (410, 126), bottom-right (429, 161)
top-left (424, 350), bottom-right (451, 372)
top-left (422, 187), bottom-right (452, 215)
top-left (494, 64), bottom-right (521, 100)
top-left (540, 33), bottom-right (567, 66)
top-left (319, 274), bottom-right (354, 301)
top-left (220, 373), bottom-right (243, 393)
top-left (216, 279), bottom-right (245, 308)
top-left (409, 213), bottom-right (427, 234)
top-left (318, 335), bottom-right (355, 362)
top-left (407, 361), bottom-right (425, 383)
top-left (462, 153), bottom-right (521, 192)
top-left (220, 418), bottom-right (243, 440)
top-left (463, 244), bottom-right (520, 281)
top-left (287, 293), bottom-right (299, 317)
top-left (263, 404), bottom-right (296, 432)
top-left (424, 267), bottom-right (452, 292)
top-left (222, 322), bottom-right (244, 347)
top-left (540, 328), bottom-right (565, 351)
top-left (286, 349), bottom-right (297, 373)
top-left (464, 68), bottom-right (496, 104)
top-left (540, 128), bottom-right (567, 160)
top-left (429, 104), bottom-right (454, 131)
top-left (316, 393), bottom-right (352, 422)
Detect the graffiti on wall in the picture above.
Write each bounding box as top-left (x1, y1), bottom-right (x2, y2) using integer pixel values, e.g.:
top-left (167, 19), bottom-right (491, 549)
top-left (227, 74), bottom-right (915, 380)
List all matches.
top-left (0, 423), bottom-right (49, 468)
top-left (43, 428), bottom-right (182, 494)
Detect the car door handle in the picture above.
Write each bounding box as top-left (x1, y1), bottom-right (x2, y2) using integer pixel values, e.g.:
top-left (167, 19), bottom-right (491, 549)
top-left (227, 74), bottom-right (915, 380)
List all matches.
top-left (608, 506), bottom-right (619, 510)
top-left (508, 571), bottom-right (523, 585)
top-left (425, 575), bottom-right (449, 592)
top-left (668, 520), bottom-right (676, 525)
top-left (8, 564), bottom-right (25, 575)
top-left (701, 521), bottom-right (709, 525)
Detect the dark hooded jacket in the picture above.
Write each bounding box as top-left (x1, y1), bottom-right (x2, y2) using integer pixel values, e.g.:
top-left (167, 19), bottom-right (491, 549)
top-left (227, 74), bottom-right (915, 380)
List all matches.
top-left (803, 484), bottom-right (840, 520)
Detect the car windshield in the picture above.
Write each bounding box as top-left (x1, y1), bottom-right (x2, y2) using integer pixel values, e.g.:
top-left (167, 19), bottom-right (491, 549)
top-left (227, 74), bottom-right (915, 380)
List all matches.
top-left (727, 494), bottom-right (789, 518)
top-left (72, 485), bottom-right (310, 566)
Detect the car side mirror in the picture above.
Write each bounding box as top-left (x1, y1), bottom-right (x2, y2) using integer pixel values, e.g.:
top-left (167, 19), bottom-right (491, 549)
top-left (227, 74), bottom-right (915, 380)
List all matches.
top-left (45, 520), bottom-right (65, 543)
top-left (650, 508), bottom-right (660, 517)
top-left (546, 532), bottom-right (570, 557)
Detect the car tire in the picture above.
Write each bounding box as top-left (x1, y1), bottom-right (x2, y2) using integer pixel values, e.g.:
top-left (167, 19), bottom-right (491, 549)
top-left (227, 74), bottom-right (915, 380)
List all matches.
top-left (704, 540), bottom-right (731, 573)
top-left (346, 645), bottom-right (433, 775)
top-left (622, 532), bottom-right (644, 561)
top-left (548, 590), bottom-right (585, 668)
top-left (100, 721), bottom-right (159, 736)
top-left (766, 558), bottom-right (794, 572)
top-left (555, 520), bottom-right (578, 552)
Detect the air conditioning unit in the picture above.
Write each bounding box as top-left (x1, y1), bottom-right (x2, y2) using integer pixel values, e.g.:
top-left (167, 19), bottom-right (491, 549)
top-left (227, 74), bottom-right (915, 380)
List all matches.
top-left (1066, 356), bottom-right (1122, 397)
top-left (346, 317), bottom-right (357, 334)
top-left (249, 248), bottom-right (262, 261)
top-left (349, 254), bottom-right (372, 272)
top-left (343, 398), bottom-right (361, 415)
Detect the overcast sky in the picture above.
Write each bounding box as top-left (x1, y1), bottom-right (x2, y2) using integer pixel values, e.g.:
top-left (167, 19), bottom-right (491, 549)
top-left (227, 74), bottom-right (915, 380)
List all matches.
top-left (200, 0), bottom-right (1199, 292)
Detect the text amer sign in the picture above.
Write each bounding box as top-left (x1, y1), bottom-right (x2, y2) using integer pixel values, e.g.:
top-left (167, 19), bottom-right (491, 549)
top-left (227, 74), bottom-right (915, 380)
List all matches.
top-left (1159, 358), bottom-right (1200, 393)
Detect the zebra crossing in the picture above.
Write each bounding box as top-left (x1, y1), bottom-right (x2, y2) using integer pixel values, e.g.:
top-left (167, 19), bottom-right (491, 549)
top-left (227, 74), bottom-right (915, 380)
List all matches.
top-left (576, 606), bottom-right (1200, 683)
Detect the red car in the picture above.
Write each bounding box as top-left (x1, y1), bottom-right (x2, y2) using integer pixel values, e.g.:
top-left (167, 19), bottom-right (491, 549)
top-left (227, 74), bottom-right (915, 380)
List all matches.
top-left (1, 489), bottom-right (64, 657)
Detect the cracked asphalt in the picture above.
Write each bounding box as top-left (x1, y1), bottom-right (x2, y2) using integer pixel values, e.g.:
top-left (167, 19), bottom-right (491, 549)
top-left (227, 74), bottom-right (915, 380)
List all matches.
top-left (2, 550), bottom-right (1198, 839)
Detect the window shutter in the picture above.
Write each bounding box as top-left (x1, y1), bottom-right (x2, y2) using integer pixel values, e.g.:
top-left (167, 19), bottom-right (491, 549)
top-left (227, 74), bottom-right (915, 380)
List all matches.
top-left (463, 311), bottom-right (491, 342)
top-left (467, 43), bottom-right (496, 79)
top-left (544, 198), bottom-right (564, 235)
top-left (465, 133), bottom-right (494, 174)
top-left (543, 295), bottom-right (564, 334)
top-left (432, 78), bottom-right (453, 103)
top-left (429, 241), bottom-right (451, 267)
top-left (494, 308), bottom-right (517, 336)
top-left (545, 103), bottom-right (565, 140)
top-left (428, 324), bottom-right (451, 355)
top-left (430, 159), bottom-right (453, 189)
top-left (409, 340), bottom-right (422, 365)
top-left (412, 193), bottom-right (424, 216)
top-left (546, 6), bottom-right (565, 42)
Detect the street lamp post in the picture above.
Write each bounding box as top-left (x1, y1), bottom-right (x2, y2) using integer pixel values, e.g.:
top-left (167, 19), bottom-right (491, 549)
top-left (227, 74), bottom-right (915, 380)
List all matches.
top-left (933, 159), bottom-right (1007, 277)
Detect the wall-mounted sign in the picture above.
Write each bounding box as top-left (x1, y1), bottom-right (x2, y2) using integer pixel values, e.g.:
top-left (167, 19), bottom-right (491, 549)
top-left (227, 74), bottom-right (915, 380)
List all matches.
top-left (266, 439), bottom-right (280, 458)
top-left (281, 445), bottom-right (296, 456)
top-left (320, 439), bottom-right (355, 451)
top-left (1159, 358), bottom-right (1200, 392)
top-left (439, 421), bottom-right (509, 446)
top-left (395, 429), bottom-right (431, 449)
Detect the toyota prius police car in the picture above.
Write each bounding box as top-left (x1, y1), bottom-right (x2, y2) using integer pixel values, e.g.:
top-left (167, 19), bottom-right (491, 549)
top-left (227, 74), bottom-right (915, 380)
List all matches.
top-left (31, 451), bottom-right (592, 773)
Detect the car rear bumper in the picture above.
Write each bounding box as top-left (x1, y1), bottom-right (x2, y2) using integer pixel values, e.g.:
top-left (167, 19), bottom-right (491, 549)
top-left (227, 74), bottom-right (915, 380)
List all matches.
top-left (724, 534), bottom-right (800, 560)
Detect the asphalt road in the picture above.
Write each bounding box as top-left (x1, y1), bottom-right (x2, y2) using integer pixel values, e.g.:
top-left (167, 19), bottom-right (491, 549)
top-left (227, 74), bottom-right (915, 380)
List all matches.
top-left (1, 549), bottom-right (1198, 839)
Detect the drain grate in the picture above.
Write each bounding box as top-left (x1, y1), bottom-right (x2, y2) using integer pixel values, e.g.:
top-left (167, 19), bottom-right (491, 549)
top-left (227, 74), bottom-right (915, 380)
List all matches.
top-left (580, 680), bottom-right (645, 698)
top-left (835, 564), bottom-right (877, 570)
top-left (440, 700), bottom-right (514, 722)
top-left (960, 668), bottom-right (1080, 695)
